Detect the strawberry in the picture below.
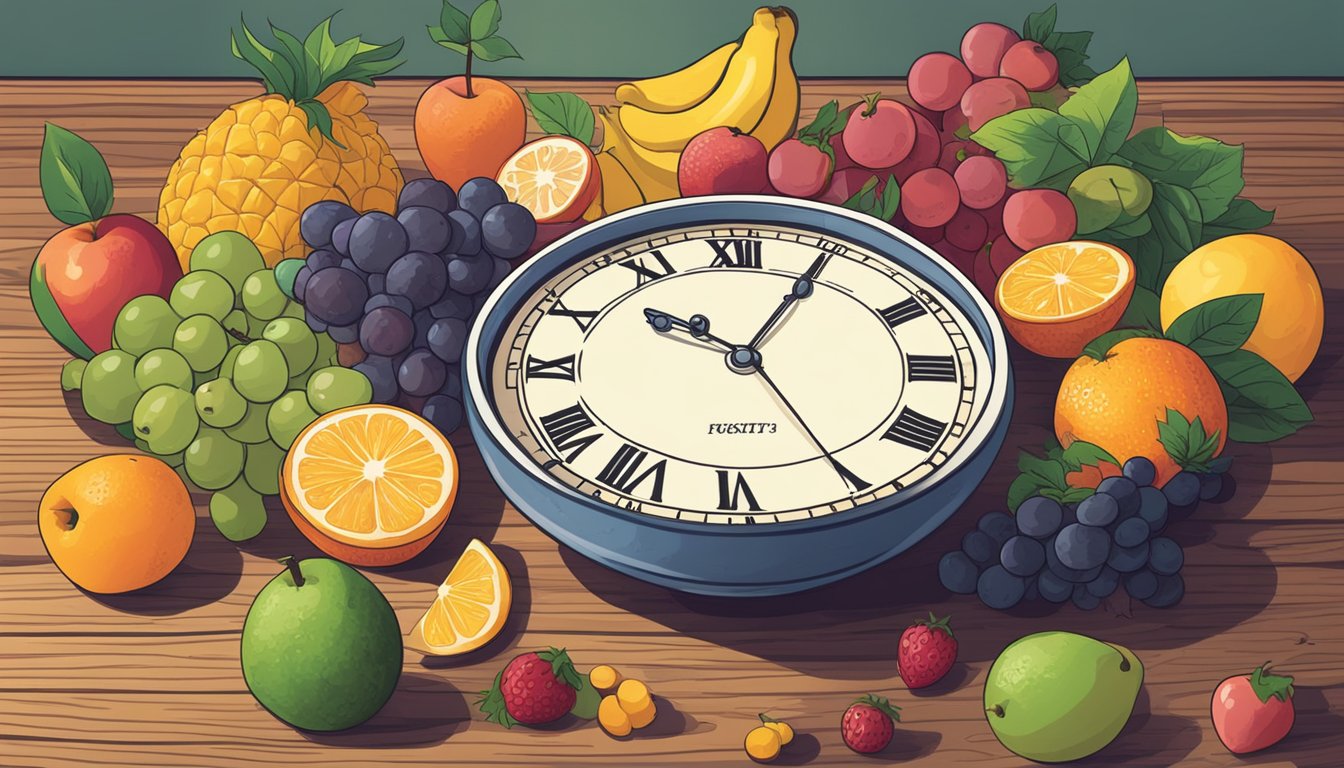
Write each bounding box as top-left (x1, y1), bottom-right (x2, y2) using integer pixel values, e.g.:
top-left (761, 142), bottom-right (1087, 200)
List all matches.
top-left (477, 647), bottom-right (582, 727)
top-left (841, 694), bottom-right (901, 753)
top-left (898, 612), bottom-right (958, 689)
top-left (1212, 662), bottom-right (1296, 754)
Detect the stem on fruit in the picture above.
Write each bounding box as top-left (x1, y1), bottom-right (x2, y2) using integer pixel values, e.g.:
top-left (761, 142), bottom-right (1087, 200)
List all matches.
top-left (1120, 658), bottom-right (1132, 672)
top-left (226, 328), bottom-right (253, 344)
top-left (987, 704), bottom-right (1005, 718)
top-left (278, 555), bottom-right (305, 587)
top-left (465, 45), bottom-right (475, 98)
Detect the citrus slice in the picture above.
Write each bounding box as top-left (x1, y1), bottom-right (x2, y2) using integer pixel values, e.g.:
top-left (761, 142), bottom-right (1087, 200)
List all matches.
top-left (405, 538), bottom-right (511, 656)
top-left (994, 240), bottom-right (1135, 358)
top-left (281, 404), bottom-right (457, 566)
top-left (497, 135), bottom-right (601, 224)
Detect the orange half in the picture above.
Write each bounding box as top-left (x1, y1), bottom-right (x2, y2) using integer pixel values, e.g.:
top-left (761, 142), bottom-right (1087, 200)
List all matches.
top-left (282, 405), bottom-right (457, 566)
top-left (995, 240), bottom-right (1136, 358)
top-left (497, 135), bottom-right (600, 223)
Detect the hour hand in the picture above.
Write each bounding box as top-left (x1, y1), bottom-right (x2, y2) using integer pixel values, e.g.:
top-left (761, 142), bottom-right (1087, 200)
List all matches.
top-left (643, 308), bottom-right (734, 350)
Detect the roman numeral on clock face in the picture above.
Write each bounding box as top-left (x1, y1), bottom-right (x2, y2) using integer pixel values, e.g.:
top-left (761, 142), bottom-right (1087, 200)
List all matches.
top-left (883, 406), bottom-right (947, 452)
top-left (596, 443), bottom-right (667, 502)
top-left (879, 296), bottom-right (927, 328)
top-left (539, 404), bottom-right (601, 463)
top-left (619, 250), bottom-right (677, 285)
top-left (708, 238), bottom-right (763, 268)
top-left (547, 298), bottom-right (598, 332)
top-left (906, 354), bottom-right (957, 382)
top-left (716, 470), bottom-right (762, 511)
top-left (526, 354), bottom-right (576, 381)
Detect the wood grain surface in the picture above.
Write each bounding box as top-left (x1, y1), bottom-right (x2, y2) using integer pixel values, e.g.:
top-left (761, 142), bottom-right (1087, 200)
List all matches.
top-left (1, 78), bottom-right (1342, 768)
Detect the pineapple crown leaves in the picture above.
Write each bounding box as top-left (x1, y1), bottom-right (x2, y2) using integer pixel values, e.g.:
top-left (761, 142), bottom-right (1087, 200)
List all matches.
top-left (1249, 662), bottom-right (1295, 703)
top-left (537, 647), bottom-right (584, 690)
top-left (917, 612), bottom-right (954, 638)
top-left (1157, 408), bottom-right (1222, 472)
top-left (475, 670), bottom-right (518, 729)
top-left (230, 14), bottom-right (404, 147)
top-left (853, 694), bottom-right (902, 722)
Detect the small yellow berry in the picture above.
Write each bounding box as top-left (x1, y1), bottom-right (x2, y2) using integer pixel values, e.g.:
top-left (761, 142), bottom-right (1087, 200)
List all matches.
top-left (598, 695), bottom-right (632, 737)
top-left (764, 720), bottom-right (794, 745)
top-left (590, 664), bottom-right (621, 691)
top-left (616, 679), bottom-right (651, 712)
top-left (626, 697), bottom-right (657, 729)
top-left (745, 725), bottom-right (782, 762)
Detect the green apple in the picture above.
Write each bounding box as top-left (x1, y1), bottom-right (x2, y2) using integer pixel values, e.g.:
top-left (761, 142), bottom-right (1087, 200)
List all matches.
top-left (984, 631), bottom-right (1143, 762)
top-left (240, 557), bottom-right (402, 731)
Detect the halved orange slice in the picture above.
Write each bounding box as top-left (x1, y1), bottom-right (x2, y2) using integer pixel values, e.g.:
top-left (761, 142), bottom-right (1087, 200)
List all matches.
top-left (405, 538), bottom-right (511, 655)
top-left (281, 405), bottom-right (457, 566)
top-left (994, 240), bottom-right (1136, 358)
top-left (497, 135), bottom-right (601, 223)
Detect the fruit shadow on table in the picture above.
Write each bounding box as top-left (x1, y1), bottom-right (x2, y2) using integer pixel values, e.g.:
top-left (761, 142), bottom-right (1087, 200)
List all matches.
top-left (1072, 687), bottom-right (1201, 767)
top-left (300, 671), bottom-right (469, 749)
top-left (562, 348), bottom-right (1280, 679)
top-left (1285, 285), bottom-right (1344, 404)
top-left (86, 511), bottom-right (243, 615)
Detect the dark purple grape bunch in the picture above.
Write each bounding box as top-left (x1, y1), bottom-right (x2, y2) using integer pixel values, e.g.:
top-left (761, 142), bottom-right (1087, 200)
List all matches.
top-left (293, 177), bottom-right (536, 436)
top-left (939, 456), bottom-right (1233, 612)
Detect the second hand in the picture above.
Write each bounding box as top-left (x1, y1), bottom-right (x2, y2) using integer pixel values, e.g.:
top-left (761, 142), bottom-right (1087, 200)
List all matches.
top-left (754, 363), bottom-right (870, 493)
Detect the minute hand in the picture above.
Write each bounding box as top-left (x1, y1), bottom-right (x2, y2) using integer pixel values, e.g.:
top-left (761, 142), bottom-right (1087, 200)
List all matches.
top-left (747, 253), bottom-right (829, 350)
top-left (754, 363), bottom-right (870, 493)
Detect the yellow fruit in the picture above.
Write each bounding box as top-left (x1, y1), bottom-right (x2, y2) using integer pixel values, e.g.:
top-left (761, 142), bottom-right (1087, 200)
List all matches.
top-left (619, 9), bottom-right (780, 152)
top-left (590, 664), bottom-right (621, 691)
top-left (748, 7), bottom-right (800, 151)
top-left (158, 18), bottom-right (403, 268)
top-left (1055, 337), bottom-right (1227, 487)
top-left (616, 42), bottom-right (740, 112)
top-left (762, 718), bottom-right (794, 745)
top-left (1160, 234), bottom-right (1323, 382)
top-left (598, 695), bottom-right (632, 737)
top-left (616, 679), bottom-right (652, 712)
top-left (404, 539), bottom-right (511, 656)
top-left (745, 725), bottom-right (783, 762)
top-left (600, 109), bottom-right (681, 202)
top-left (594, 151), bottom-right (646, 215)
top-left (497, 136), bottom-right (601, 224)
top-left (281, 404), bottom-right (457, 566)
top-left (627, 698), bottom-right (657, 729)
top-left (995, 240), bottom-right (1135, 358)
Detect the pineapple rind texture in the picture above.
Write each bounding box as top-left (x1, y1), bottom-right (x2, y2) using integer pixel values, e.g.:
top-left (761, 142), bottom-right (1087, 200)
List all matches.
top-left (157, 83), bottom-right (402, 269)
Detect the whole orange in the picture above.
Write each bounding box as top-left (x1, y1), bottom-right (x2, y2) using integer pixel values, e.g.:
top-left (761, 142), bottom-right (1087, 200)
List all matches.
top-left (38, 455), bottom-right (194, 594)
top-left (415, 76), bottom-right (526, 190)
top-left (1055, 337), bottom-right (1228, 487)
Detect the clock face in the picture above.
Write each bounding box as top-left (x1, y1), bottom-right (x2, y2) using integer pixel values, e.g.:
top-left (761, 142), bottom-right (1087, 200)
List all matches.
top-left (486, 223), bottom-right (994, 524)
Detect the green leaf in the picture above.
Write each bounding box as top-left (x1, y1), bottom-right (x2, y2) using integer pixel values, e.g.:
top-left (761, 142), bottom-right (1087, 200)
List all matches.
top-left (1118, 285), bottom-right (1162, 331)
top-left (267, 21), bottom-right (314, 99)
top-left (1249, 664), bottom-right (1295, 703)
top-left (1123, 182), bottom-right (1203, 291)
top-left (438, 0), bottom-right (471, 43)
top-left (1007, 473), bottom-right (1042, 512)
top-left (842, 176), bottom-right (880, 212)
top-left (878, 175), bottom-right (901, 220)
top-left (1042, 30), bottom-right (1097, 87)
top-left (797, 99), bottom-right (849, 159)
top-left (431, 38), bottom-right (470, 56)
top-left (1058, 58), bottom-right (1137, 164)
top-left (296, 100), bottom-right (343, 148)
top-left (1164, 293), bottom-right (1263, 356)
top-left (1022, 4), bottom-right (1057, 42)
top-left (1081, 327), bottom-right (1160, 360)
top-left (231, 20), bottom-right (289, 95)
top-left (476, 670), bottom-right (518, 728)
top-left (971, 108), bottom-right (1090, 190)
top-left (1118, 127), bottom-right (1244, 221)
top-left (1058, 486), bottom-right (1096, 504)
top-left (1202, 198), bottom-right (1275, 242)
top-left (40, 123), bottom-right (114, 225)
top-left (470, 0), bottom-right (502, 40)
top-left (1206, 349), bottom-right (1312, 442)
top-left (471, 35), bottom-right (522, 62)
top-left (570, 674), bottom-right (600, 719)
top-left (1060, 440), bottom-right (1119, 471)
top-left (525, 91), bottom-right (594, 145)
top-left (1097, 211), bottom-right (1152, 239)
top-left (1157, 407), bottom-right (1220, 471)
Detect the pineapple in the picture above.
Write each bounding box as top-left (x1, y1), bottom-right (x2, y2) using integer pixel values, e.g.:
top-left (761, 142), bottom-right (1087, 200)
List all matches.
top-left (158, 17), bottom-right (405, 268)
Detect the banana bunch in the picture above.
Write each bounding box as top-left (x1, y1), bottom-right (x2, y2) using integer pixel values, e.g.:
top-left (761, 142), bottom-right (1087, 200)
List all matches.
top-left (591, 6), bottom-right (799, 217)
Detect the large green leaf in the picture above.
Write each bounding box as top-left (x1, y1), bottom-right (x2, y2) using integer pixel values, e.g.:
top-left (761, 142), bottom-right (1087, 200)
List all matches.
top-left (470, 0), bottom-right (502, 40)
top-left (1118, 127), bottom-right (1244, 221)
top-left (971, 108), bottom-right (1091, 190)
top-left (1164, 293), bottom-right (1263, 357)
top-left (1202, 198), bottom-right (1275, 242)
top-left (39, 123), bottom-right (113, 225)
top-left (1119, 182), bottom-right (1202, 291)
top-left (438, 0), bottom-right (470, 43)
top-left (1205, 349), bottom-right (1312, 442)
top-left (1058, 58), bottom-right (1137, 164)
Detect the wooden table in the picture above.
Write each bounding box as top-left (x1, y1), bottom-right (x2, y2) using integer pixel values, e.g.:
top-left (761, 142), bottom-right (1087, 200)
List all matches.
top-left (1, 79), bottom-right (1341, 768)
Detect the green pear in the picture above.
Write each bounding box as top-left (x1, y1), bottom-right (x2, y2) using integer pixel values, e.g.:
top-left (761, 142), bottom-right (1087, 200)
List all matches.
top-left (983, 631), bottom-right (1143, 763)
top-left (241, 557), bottom-right (402, 731)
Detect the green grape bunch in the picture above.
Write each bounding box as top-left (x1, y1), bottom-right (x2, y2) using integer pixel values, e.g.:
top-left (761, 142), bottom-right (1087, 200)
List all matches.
top-left (58, 231), bottom-right (373, 543)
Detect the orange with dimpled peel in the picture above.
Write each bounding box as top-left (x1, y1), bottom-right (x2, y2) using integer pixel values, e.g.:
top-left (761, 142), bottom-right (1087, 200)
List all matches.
top-left (280, 404), bottom-right (457, 567)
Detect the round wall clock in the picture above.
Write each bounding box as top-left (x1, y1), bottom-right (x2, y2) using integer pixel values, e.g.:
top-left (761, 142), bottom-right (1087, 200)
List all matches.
top-left (466, 196), bottom-right (1013, 596)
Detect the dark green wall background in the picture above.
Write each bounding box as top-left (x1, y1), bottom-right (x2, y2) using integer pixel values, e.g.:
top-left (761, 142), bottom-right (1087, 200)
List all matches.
top-left (4, 0), bottom-right (1341, 78)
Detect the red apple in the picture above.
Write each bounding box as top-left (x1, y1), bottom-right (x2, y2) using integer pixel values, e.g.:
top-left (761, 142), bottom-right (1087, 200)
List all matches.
top-left (31, 214), bottom-right (180, 357)
top-left (999, 41), bottom-right (1059, 91)
top-left (842, 96), bottom-right (916, 169)
top-left (678, 127), bottom-right (769, 196)
top-left (768, 138), bottom-right (834, 198)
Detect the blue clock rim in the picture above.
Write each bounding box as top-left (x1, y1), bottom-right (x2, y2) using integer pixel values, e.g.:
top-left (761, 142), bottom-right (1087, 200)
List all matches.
top-left (465, 195), bottom-right (1013, 535)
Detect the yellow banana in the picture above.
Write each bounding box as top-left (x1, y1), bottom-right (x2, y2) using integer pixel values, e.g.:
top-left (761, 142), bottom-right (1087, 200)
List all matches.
top-left (615, 41), bottom-right (740, 114)
top-left (594, 151), bottom-right (647, 215)
top-left (748, 7), bottom-right (800, 151)
top-left (619, 8), bottom-right (780, 153)
top-left (600, 108), bottom-right (681, 202)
